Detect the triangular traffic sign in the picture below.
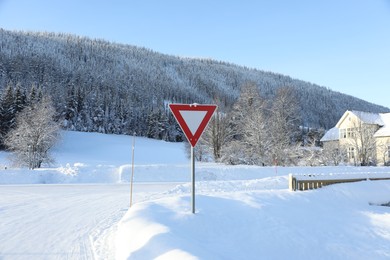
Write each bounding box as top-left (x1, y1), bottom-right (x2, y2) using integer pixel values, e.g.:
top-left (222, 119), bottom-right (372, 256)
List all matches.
top-left (169, 103), bottom-right (217, 147)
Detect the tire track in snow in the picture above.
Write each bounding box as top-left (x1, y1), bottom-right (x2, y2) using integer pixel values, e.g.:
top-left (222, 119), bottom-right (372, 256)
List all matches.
top-left (0, 183), bottom-right (180, 260)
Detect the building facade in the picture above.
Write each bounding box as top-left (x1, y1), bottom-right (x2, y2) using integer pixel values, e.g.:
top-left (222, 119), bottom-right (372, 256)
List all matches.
top-left (321, 110), bottom-right (390, 166)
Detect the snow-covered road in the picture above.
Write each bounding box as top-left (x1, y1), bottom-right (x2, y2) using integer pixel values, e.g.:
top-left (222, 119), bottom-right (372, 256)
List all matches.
top-left (0, 183), bottom-right (180, 260)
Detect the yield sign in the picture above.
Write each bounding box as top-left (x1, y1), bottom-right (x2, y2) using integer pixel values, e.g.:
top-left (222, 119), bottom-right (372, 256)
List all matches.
top-left (169, 104), bottom-right (217, 147)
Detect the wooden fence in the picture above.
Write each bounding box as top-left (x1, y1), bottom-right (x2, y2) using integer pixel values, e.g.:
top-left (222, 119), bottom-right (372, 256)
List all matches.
top-left (289, 173), bottom-right (390, 191)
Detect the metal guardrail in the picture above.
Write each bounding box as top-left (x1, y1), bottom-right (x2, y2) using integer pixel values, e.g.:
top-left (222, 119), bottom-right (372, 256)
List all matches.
top-left (289, 173), bottom-right (390, 191)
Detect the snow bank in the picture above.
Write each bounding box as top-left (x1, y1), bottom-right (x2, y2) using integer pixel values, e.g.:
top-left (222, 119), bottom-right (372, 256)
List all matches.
top-left (1, 131), bottom-right (389, 185)
top-left (5, 131), bottom-right (291, 184)
top-left (0, 131), bottom-right (187, 184)
top-left (116, 180), bottom-right (390, 259)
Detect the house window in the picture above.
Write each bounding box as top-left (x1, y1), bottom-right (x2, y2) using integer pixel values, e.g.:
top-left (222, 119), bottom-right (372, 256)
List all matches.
top-left (340, 128), bottom-right (355, 139)
top-left (340, 129), bottom-right (346, 139)
top-left (347, 147), bottom-right (355, 160)
top-left (347, 128), bottom-right (355, 138)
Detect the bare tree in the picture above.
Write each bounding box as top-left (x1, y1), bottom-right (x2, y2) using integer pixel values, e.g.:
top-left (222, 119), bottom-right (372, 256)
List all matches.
top-left (5, 96), bottom-right (60, 169)
top-left (321, 142), bottom-right (346, 166)
top-left (241, 99), bottom-right (270, 165)
top-left (376, 139), bottom-right (390, 166)
top-left (220, 140), bottom-right (248, 165)
top-left (346, 120), bottom-right (377, 166)
top-left (221, 84), bottom-right (303, 166)
top-left (228, 82), bottom-right (262, 140)
top-left (268, 87), bottom-right (301, 166)
top-left (200, 107), bottom-right (234, 162)
top-left (223, 82), bottom-right (270, 165)
top-left (183, 140), bottom-right (212, 162)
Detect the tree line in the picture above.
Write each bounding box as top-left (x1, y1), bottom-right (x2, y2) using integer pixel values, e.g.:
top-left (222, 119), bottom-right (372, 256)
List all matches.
top-left (1, 28), bottom-right (388, 141)
top-left (1, 28), bottom-right (389, 168)
top-left (0, 81), bottom-right (377, 168)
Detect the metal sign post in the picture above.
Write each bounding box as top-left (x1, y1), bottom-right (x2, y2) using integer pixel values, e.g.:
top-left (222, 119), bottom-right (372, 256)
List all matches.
top-left (191, 146), bottom-right (195, 214)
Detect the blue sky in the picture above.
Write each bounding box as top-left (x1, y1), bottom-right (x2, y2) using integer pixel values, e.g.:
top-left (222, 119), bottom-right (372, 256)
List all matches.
top-left (0, 0), bottom-right (389, 108)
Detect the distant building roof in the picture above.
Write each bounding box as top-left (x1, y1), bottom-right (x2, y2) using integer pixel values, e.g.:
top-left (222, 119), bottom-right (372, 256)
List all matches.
top-left (374, 113), bottom-right (390, 137)
top-left (350, 110), bottom-right (384, 125)
top-left (320, 127), bottom-right (339, 142)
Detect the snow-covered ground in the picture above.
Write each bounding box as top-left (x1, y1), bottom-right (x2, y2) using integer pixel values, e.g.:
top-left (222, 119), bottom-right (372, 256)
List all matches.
top-left (0, 131), bottom-right (389, 259)
top-left (0, 183), bottom-right (180, 260)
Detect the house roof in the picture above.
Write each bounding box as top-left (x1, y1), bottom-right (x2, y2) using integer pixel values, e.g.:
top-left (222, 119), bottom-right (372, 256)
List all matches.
top-left (320, 127), bottom-right (339, 142)
top-left (336, 110), bottom-right (384, 128)
top-left (350, 110), bottom-right (384, 125)
top-left (374, 113), bottom-right (390, 137)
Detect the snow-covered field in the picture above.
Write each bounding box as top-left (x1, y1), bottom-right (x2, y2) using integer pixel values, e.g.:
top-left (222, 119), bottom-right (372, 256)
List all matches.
top-left (0, 131), bottom-right (389, 259)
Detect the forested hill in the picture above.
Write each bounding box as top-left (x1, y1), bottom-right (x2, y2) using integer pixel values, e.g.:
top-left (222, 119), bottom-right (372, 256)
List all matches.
top-left (0, 29), bottom-right (388, 139)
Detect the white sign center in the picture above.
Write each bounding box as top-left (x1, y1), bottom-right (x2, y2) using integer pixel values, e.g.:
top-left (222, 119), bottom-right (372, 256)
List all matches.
top-left (179, 110), bottom-right (207, 135)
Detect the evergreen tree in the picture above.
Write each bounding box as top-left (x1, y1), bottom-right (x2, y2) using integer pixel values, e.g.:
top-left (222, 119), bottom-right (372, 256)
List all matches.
top-left (14, 84), bottom-right (27, 114)
top-left (146, 109), bottom-right (168, 140)
top-left (65, 86), bottom-right (76, 121)
top-left (28, 85), bottom-right (37, 105)
top-left (0, 85), bottom-right (16, 148)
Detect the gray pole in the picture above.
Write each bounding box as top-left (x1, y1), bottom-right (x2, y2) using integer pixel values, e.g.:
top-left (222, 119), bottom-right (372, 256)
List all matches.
top-left (130, 132), bottom-right (136, 207)
top-left (191, 145), bottom-right (195, 214)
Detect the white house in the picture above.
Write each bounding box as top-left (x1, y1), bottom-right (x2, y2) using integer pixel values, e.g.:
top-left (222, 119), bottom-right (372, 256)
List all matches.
top-left (321, 110), bottom-right (390, 166)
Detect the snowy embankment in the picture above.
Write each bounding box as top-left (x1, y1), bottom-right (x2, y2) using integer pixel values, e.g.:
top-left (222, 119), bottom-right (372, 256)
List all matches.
top-left (116, 180), bottom-right (390, 260)
top-left (0, 131), bottom-right (188, 184)
top-left (1, 131), bottom-right (390, 259)
top-left (1, 130), bottom-right (389, 185)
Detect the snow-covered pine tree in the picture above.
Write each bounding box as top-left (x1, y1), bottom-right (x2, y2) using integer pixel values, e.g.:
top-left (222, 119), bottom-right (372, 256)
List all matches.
top-left (14, 84), bottom-right (27, 114)
top-left (0, 85), bottom-right (16, 148)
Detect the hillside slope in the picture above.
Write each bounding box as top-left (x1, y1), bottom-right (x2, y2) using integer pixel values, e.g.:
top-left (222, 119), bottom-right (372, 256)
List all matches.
top-left (0, 29), bottom-right (388, 138)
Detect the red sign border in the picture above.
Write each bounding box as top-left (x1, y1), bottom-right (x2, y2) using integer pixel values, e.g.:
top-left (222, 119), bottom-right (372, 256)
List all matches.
top-left (169, 104), bottom-right (217, 147)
